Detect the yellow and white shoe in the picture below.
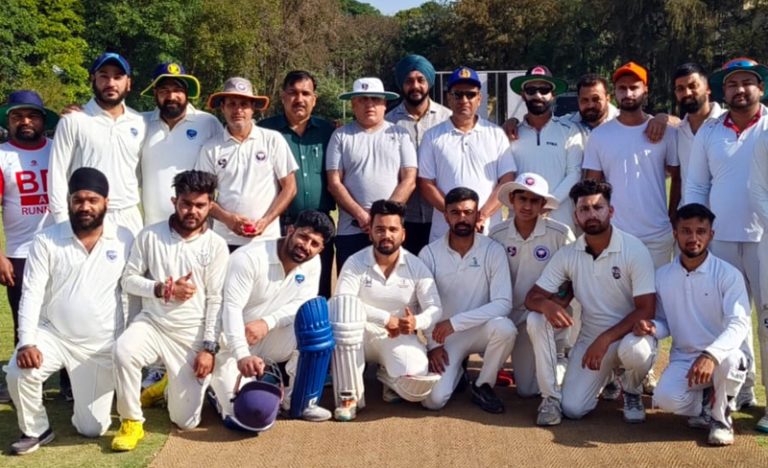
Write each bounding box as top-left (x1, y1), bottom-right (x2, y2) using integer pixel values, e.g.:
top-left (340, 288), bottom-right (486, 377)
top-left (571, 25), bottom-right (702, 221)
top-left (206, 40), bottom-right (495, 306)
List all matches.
top-left (111, 420), bottom-right (145, 452)
top-left (140, 374), bottom-right (168, 408)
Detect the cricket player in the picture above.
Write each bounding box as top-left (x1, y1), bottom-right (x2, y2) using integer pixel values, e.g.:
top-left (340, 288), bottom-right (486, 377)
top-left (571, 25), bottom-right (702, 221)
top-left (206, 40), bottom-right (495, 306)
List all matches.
top-left (420, 187), bottom-right (515, 413)
top-left (489, 172), bottom-right (575, 425)
top-left (112, 170), bottom-right (229, 451)
top-left (5, 167), bottom-right (133, 455)
top-left (208, 210), bottom-right (337, 424)
top-left (329, 200), bottom-right (442, 421)
top-left (525, 179), bottom-right (657, 423)
top-left (636, 203), bottom-right (750, 446)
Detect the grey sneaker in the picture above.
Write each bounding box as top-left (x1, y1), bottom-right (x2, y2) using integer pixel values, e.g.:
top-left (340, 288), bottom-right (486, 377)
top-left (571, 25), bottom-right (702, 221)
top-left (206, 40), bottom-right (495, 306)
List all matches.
top-left (708, 419), bottom-right (734, 446)
top-left (642, 370), bottom-right (657, 395)
top-left (601, 379), bottom-right (621, 401)
top-left (735, 385), bottom-right (757, 411)
top-left (10, 427), bottom-right (55, 455)
top-left (622, 392), bottom-right (645, 423)
top-left (301, 403), bottom-right (332, 422)
top-left (536, 397), bottom-right (562, 426)
top-left (0, 382), bottom-right (10, 404)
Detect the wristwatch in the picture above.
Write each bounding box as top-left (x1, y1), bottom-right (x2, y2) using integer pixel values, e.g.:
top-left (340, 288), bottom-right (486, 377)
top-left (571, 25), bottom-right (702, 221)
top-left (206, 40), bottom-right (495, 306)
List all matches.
top-left (202, 340), bottom-right (219, 355)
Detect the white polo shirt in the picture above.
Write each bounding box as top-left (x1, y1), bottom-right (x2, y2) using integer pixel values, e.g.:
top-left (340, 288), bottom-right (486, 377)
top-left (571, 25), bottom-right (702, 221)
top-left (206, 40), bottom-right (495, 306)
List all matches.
top-left (676, 103), bottom-right (724, 198)
top-left (489, 216), bottom-right (575, 325)
top-left (141, 105), bottom-right (222, 225)
top-left (535, 226), bottom-right (656, 341)
top-left (505, 115), bottom-right (584, 227)
top-left (17, 220), bottom-right (134, 353)
top-left (419, 117), bottom-right (514, 241)
top-left (197, 124), bottom-right (298, 245)
top-left (386, 100), bottom-right (452, 224)
top-left (221, 239), bottom-right (321, 362)
top-left (684, 107), bottom-right (768, 243)
top-left (0, 140), bottom-right (54, 257)
top-left (121, 221), bottom-right (228, 345)
top-left (653, 253), bottom-right (750, 363)
top-left (335, 246), bottom-right (442, 331)
top-left (583, 117), bottom-right (679, 242)
top-left (49, 98), bottom-right (146, 223)
top-left (419, 234), bottom-right (512, 347)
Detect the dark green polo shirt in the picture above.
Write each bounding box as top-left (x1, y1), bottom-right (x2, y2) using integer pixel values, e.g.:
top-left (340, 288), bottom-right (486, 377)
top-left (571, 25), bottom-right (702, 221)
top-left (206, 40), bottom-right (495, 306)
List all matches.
top-left (258, 114), bottom-right (336, 221)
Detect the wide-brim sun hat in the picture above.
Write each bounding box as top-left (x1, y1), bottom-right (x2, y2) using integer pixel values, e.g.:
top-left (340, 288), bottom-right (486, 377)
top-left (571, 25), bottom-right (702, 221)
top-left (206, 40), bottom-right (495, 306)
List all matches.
top-left (510, 65), bottom-right (568, 95)
top-left (0, 90), bottom-right (59, 130)
top-left (498, 172), bottom-right (559, 211)
top-left (207, 77), bottom-right (270, 111)
top-left (339, 77), bottom-right (399, 101)
top-left (141, 62), bottom-right (201, 100)
top-left (709, 57), bottom-right (768, 102)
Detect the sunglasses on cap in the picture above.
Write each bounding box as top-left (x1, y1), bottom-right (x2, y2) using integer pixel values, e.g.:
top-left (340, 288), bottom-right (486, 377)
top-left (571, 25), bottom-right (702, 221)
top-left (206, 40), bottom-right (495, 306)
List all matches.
top-left (523, 85), bottom-right (554, 96)
top-left (449, 90), bottom-right (479, 100)
top-left (722, 58), bottom-right (758, 69)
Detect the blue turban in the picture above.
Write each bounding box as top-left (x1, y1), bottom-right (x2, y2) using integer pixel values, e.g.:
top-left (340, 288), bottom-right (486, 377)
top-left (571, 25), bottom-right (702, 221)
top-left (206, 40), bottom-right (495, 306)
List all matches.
top-left (394, 55), bottom-right (436, 90)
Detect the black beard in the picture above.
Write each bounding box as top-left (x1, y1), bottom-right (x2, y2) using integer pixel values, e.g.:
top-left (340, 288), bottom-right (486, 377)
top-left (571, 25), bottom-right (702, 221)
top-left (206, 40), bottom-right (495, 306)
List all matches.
top-left (93, 83), bottom-right (128, 109)
top-left (679, 97), bottom-right (704, 114)
top-left (619, 99), bottom-right (643, 112)
top-left (451, 223), bottom-right (474, 237)
top-left (404, 92), bottom-right (428, 107)
top-left (69, 207), bottom-right (107, 233)
top-left (581, 221), bottom-right (610, 235)
top-left (160, 101), bottom-right (186, 120)
top-left (580, 109), bottom-right (602, 123)
top-left (375, 241), bottom-right (398, 256)
top-left (525, 99), bottom-right (552, 116)
top-left (13, 126), bottom-right (42, 143)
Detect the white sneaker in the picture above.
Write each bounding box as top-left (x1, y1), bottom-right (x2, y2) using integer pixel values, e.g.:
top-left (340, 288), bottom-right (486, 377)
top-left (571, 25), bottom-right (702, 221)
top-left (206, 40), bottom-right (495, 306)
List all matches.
top-left (622, 393), bottom-right (645, 423)
top-left (601, 379), bottom-right (621, 401)
top-left (642, 370), bottom-right (657, 395)
top-left (708, 420), bottom-right (734, 446)
top-left (536, 397), bottom-right (562, 426)
top-left (301, 403), bottom-right (332, 422)
top-left (334, 392), bottom-right (358, 422)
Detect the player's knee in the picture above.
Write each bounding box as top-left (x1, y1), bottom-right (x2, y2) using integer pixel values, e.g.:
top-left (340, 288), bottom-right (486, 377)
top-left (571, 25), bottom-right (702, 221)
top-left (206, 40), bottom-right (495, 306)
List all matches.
top-left (651, 385), bottom-right (685, 413)
top-left (171, 412), bottom-right (201, 431)
top-left (561, 395), bottom-right (590, 419)
top-left (113, 335), bottom-right (136, 368)
top-left (488, 317), bottom-right (517, 342)
top-left (74, 414), bottom-right (111, 438)
top-left (526, 312), bottom-right (546, 335)
top-left (421, 391), bottom-right (449, 410)
top-left (618, 334), bottom-right (654, 371)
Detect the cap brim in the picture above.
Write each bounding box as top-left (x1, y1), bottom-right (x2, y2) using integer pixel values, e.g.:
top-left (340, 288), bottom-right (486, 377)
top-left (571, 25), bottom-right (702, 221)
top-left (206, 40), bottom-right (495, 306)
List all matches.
top-left (447, 78), bottom-right (482, 90)
top-left (338, 91), bottom-right (400, 101)
top-left (91, 57), bottom-right (130, 75)
top-left (509, 76), bottom-right (568, 95)
top-left (206, 92), bottom-right (270, 111)
top-left (709, 65), bottom-right (768, 102)
top-left (0, 104), bottom-right (59, 130)
top-left (498, 181), bottom-right (559, 211)
top-left (141, 74), bottom-right (201, 99)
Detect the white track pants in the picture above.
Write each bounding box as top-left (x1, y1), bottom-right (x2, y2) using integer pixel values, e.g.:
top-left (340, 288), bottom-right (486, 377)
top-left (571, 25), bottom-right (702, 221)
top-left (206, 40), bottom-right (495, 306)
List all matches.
top-left (522, 313), bottom-right (574, 400)
top-left (654, 350), bottom-right (748, 424)
top-left (114, 320), bottom-right (208, 430)
top-left (5, 327), bottom-right (114, 437)
top-left (561, 334), bottom-right (656, 419)
top-left (423, 317), bottom-right (517, 410)
top-left (210, 325), bottom-right (297, 418)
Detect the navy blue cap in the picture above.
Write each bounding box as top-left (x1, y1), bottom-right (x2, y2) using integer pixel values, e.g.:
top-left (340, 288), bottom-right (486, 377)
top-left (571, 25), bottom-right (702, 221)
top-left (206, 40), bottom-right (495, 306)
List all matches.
top-left (0, 90), bottom-right (59, 130)
top-left (447, 66), bottom-right (481, 90)
top-left (90, 52), bottom-right (131, 75)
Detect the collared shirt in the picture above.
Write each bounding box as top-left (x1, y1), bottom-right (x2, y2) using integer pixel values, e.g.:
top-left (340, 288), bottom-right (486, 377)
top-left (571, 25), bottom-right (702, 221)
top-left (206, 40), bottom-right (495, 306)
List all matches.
top-left (685, 106), bottom-right (768, 242)
top-left (489, 215), bottom-right (574, 324)
top-left (326, 121), bottom-right (417, 236)
top-left (505, 115), bottom-right (584, 228)
top-left (386, 100), bottom-right (452, 224)
top-left (566, 103), bottom-right (620, 141)
top-left (654, 253), bottom-right (750, 363)
top-left (0, 139), bottom-right (54, 257)
top-left (49, 98), bottom-right (147, 223)
top-left (335, 246), bottom-right (442, 331)
top-left (677, 102), bottom-right (725, 198)
top-left (258, 114), bottom-right (336, 220)
top-left (583, 117), bottom-right (679, 242)
top-left (17, 220), bottom-right (134, 352)
top-left (141, 105), bottom-right (223, 226)
top-left (419, 117), bottom-right (514, 241)
top-left (121, 221), bottom-right (228, 345)
top-left (221, 239), bottom-right (321, 361)
top-left (536, 226), bottom-right (655, 341)
top-left (197, 124), bottom-right (298, 245)
top-left (419, 234), bottom-right (511, 348)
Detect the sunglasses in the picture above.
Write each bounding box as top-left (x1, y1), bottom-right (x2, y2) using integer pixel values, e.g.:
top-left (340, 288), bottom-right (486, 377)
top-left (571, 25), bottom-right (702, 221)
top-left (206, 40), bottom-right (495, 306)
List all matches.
top-left (450, 90), bottom-right (479, 100)
top-left (523, 85), bottom-right (554, 96)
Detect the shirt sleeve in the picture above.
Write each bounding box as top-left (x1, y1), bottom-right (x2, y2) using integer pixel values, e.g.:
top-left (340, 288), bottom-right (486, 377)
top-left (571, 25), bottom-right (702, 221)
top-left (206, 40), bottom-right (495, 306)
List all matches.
top-left (664, 127), bottom-right (680, 166)
top-left (272, 135), bottom-right (299, 179)
top-left (652, 277), bottom-right (670, 340)
top-left (325, 129), bottom-right (343, 171)
top-left (17, 232), bottom-right (52, 348)
top-left (535, 248), bottom-right (570, 294)
top-left (629, 241), bottom-right (656, 297)
top-left (581, 132), bottom-right (602, 172)
top-left (412, 258), bottom-right (443, 331)
top-left (497, 145), bottom-right (517, 180)
top-left (417, 132), bottom-right (437, 180)
top-left (120, 231), bottom-right (157, 298)
top-left (259, 261), bottom-right (321, 331)
top-left (48, 116), bottom-right (77, 223)
top-left (750, 134), bottom-right (768, 225)
top-left (203, 238), bottom-right (229, 343)
top-left (683, 127), bottom-right (712, 206)
top-left (550, 125), bottom-right (584, 202)
top-left (399, 129), bottom-right (418, 169)
top-left (221, 251), bottom-right (258, 361)
top-left (704, 265), bottom-right (751, 363)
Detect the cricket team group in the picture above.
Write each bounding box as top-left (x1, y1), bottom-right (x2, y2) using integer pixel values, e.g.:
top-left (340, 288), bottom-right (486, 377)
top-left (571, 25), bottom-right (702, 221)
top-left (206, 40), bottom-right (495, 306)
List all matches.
top-left (0, 49), bottom-right (766, 455)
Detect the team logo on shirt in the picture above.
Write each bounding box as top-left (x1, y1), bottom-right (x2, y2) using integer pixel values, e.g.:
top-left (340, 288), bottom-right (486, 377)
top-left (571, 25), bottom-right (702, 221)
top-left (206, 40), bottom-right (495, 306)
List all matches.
top-left (106, 250), bottom-right (118, 262)
top-left (256, 151), bottom-right (267, 162)
top-left (295, 274), bottom-right (305, 284)
top-left (30, 160), bottom-right (38, 167)
top-left (197, 249), bottom-right (211, 267)
top-left (612, 266), bottom-right (622, 279)
top-left (469, 256), bottom-right (480, 267)
top-left (534, 246), bottom-right (550, 261)
top-left (186, 129), bottom-right (198, 140)
top-left (131, 128), bottom-right (139, 137)
top-left (363, 276), bottom-right (372, 288)
top-left (217, 157), bottom-right (228, 169)
top-left (506, 246), bottom-right (517, 257)
top-left (546, 141), bottom-right (558, 147)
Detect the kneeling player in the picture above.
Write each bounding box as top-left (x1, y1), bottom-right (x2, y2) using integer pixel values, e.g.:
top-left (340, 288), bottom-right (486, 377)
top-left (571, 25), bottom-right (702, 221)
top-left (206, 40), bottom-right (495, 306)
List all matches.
top-left (635, 204), bottom-right (750, 445)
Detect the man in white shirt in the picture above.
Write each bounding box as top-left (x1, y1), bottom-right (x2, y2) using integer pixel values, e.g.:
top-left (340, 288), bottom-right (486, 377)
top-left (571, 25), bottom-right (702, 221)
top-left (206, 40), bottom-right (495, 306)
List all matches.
top-left (418, 66), bottom-right (516, 241)
top-left (0, 90), bottom-right (58, 402)
top-left (49, 52), bottom-right (146, 236)
top-left (197, 77), bottom-right (298, 250)
top-left (506, 66), bottom-right (584, 229)
top-left (569, 74), bottom-right (620, 139)
top-left (327, 77), bottom-right (417, 270)
top-left (420, 187), bottom-right (515, 413)
top-left (489, 173), bottom-right (575, 425)
top-left (584, 61), bottom-right (681, 269)
top-left (525, 180), bottom-right (657, 423)
top-left (5, 168), bottom-right (133, 455)
top-left (141, 63), bottom-right (222, 226)
top-left (330, 200), bottom-right (442, 421)
top-left (635, 203), bottom-right (750, 446)
top-left (111, 170), bottom-right (228, 451)
top-left (208, 210), bottom-right (337, 426)
top-left (386, 55), bottom-right (452, 254)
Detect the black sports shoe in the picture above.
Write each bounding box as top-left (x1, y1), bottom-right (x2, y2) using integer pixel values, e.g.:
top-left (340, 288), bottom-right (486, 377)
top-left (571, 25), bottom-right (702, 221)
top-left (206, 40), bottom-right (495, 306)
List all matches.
top-left (10, 427), bottom-right (55, 455)
top-left (470, 383), bottom-right (505, 414)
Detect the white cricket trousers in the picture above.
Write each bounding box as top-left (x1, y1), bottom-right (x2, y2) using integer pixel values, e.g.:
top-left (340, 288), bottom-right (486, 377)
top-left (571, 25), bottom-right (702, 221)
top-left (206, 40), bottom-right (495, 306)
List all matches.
top-left (114, 320), bottom-right (208, 430)
top-left (642, 231), bottom-right (674, 270)
top-left (522, 312), bottom-right (574, 399)
top-left (209, 325), bottom-right (298, 418)
top-left (364, 324), bottom-right (428, 378)
top-left (5, 327), bottom-right (114, 437)
top-left (653, 350), bottom-right (748, 424)
top-left (423, 317), bottom-right (517, 410)
top-left (561, 334), bottom-right (656, 419)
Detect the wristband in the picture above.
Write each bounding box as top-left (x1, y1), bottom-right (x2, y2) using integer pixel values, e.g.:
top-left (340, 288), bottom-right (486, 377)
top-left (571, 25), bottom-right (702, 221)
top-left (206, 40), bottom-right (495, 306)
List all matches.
top-left (163, 277), bottom-right (174, 303)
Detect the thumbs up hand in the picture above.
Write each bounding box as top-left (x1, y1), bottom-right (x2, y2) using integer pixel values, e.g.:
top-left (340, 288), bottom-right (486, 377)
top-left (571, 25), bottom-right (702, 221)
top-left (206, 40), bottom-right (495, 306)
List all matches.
top-left (173, 272), bottom-right (197, 302)
top-left (398, 306), bottom-right (417, 335)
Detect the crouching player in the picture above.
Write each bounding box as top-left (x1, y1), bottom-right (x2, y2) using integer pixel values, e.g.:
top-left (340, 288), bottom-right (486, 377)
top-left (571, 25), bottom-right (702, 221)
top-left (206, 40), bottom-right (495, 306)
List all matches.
top-left (634, 204), bottom-right (750, 445)
top-left (112, 170), bottom-right (229, 451)
top-left (5, 168), bottom-right (133, 454)
top-left (208, 210), bottom-right (337, 428)
top-left (329, 200), bottom-right (442, 421)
